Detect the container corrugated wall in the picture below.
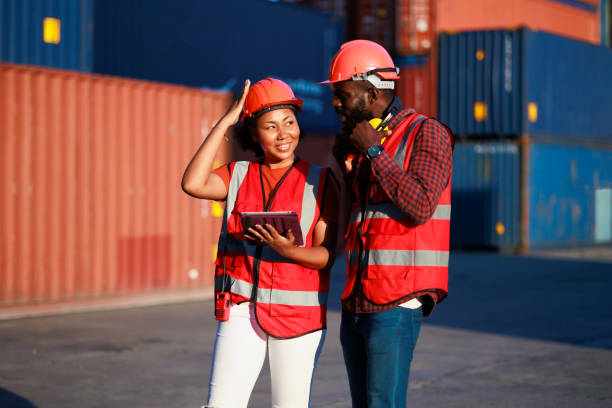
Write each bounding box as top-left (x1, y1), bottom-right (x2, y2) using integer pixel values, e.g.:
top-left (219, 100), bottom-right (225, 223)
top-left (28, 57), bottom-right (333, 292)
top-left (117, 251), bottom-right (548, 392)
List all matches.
top-left (91, 0), bottom-right (343, 133)
top-left (450, 142), bottom-right (521, 250)
top-left (438, 30), bottom-right (523, 137)
top-left (436, 0), bottom-right (600, 44)
top-left (0, 0), bottom-right (93, 72)
top-left (348, 0), bottom-right (396, 53)
top-left (439, 28), bottom-right (612, 143)
top-left (0, 63), bottom-right (231, 306)
top-left (528, 143), bottom-right (612, 248)
top-left (396, 55), bottom-right (437, 116)
top-left (396, 0), bottom-right (433, 55)
top-left (450, 141), bottom-right (612, 251)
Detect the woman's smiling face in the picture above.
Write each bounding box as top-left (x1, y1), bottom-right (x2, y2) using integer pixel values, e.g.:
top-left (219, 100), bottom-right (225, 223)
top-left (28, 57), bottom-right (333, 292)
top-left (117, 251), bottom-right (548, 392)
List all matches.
top-left (253, 108), bottom-right (300, 168)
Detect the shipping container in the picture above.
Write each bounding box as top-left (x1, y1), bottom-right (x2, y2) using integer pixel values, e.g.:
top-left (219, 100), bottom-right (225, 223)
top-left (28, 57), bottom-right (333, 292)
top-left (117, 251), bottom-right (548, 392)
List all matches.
top-left (396, 0), bottom-right (434, 55)
top-left (439, 28), bottom-right (612, 143)
top-left (347, 0), bottom-right (396, 53)
top-left (276, 0), bottom-right (347, 19)
top-left (0, 63), bottom-right (231, 307)
top-left (451, 141), bottom-right (612, 251)
top-left (436, 0), bottom-right (600, 45)
top-left (91, 0), bottom-right (343, 134)
top-left (395, 55), bottom-right (437, 116)
top-left (528, 143), bottom-right (612, 248)
top-left (0, 0), bottom-right (93, 71)
top-left (604, 0), bottom-right (612, 46)
top-left (451, 142), bottom-right (521, 250)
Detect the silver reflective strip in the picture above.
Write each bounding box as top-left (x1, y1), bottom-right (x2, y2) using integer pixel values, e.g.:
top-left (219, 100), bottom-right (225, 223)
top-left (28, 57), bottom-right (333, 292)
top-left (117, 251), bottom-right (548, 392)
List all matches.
top-left (393, 115), bottom-right (427, 166)
top-left (215, 276), bottom-right (328, 307)
top-left (220, 161), bottom-right (250, 237)
top-left (299, 165), bottom-right (323, 247)
top-left (350, 203), bottom-right (451, 224)
top-left (431, 205), bottom-right (451, 220)
top-left (349, 249), bottom-right (449, 267)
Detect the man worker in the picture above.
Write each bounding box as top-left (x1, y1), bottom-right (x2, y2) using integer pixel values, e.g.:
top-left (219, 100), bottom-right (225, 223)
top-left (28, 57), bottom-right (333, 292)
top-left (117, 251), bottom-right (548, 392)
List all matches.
top-left (320, 39), bottom-right (453, 407)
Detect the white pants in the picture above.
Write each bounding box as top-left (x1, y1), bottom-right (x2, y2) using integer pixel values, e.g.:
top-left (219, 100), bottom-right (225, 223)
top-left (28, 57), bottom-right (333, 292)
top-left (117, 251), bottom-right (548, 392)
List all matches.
top-left (204, 302), bottom-right (325, 408)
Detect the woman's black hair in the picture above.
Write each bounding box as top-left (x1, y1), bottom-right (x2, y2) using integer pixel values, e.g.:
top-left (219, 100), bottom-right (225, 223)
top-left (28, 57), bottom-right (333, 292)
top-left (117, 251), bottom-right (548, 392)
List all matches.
top-left (232, 105), bottom-right (300, 158)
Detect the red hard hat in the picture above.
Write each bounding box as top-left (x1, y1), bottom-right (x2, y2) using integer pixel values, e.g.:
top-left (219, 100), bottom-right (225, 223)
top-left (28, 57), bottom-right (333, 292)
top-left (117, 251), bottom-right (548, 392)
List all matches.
top-left (320, 40), bottom-right (400, 88)
top-left (241, 78), bottom-right (303, 122)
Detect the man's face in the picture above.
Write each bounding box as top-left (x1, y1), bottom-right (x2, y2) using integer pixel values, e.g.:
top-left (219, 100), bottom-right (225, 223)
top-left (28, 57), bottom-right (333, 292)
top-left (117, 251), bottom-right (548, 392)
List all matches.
top-left (331, 80), bottom-right (374, 135)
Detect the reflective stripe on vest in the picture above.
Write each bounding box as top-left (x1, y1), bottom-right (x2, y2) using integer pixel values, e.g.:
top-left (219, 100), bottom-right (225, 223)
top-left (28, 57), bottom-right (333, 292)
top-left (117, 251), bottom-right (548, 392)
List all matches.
top-left (215, 161), bottom-right (329, 329)
top-left (215, 275), bottom-right (328, 307)
top-left (349, 249), bottom-right (449, 267)
top-left (220, 161), bottom-right (322, 248)
top-left (220, 161), bottom-right (250, 241)
top-left (343, 111), bottom-right (451, 305)
top-left (393, 115), bottom-right (427, 166)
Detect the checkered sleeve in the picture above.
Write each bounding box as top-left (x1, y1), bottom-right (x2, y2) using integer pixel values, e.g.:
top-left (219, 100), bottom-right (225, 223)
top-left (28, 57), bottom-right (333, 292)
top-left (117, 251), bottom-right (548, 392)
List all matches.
top-left (369, 119), bottom-right (452, 225)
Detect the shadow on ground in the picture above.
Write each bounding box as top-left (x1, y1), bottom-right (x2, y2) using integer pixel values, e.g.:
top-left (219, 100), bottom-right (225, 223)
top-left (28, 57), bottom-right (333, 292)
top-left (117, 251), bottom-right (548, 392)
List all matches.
top-left (0, 388), bottom-right (37, 408)
top-left (328, 251), bottom-right (612, 349)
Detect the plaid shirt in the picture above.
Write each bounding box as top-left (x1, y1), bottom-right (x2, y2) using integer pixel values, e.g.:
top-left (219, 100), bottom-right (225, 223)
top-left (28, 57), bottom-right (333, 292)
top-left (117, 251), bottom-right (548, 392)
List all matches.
top-left (342, 109), bottom-right (453, 316)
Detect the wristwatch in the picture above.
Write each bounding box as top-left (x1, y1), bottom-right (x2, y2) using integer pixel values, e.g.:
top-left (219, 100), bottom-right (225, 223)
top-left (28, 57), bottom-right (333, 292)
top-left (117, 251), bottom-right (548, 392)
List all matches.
top-left (366, 144), bottom-right (384, 160)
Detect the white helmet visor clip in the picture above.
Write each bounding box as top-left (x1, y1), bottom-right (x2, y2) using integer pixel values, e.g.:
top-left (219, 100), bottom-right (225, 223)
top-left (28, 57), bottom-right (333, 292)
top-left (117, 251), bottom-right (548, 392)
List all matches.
top-left (351, 67), bottom-right (400, 90)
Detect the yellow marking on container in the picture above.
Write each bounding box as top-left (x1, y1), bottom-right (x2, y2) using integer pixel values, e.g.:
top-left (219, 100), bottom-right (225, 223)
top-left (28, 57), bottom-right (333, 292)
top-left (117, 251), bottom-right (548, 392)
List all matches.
top-left (528, 102), bottom-right (538, 122)
top-left (473, 102), bottom-right (488, 122)
top-left (43, 18), bottom-right (61, 44)
top-left (211, 201), bottom-right (224, 217)
top-left (212, 245), bottom-right (218, 261)
top-left (495, 222), bottom-right (506, 235)
top-left (476, 50), bottom-right (485, 61)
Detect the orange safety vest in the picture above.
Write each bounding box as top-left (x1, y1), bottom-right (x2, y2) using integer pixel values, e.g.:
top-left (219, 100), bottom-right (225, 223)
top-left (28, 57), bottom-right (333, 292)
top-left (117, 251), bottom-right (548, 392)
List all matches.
top-left (215, 159), bottom-right (330, 338)
top-left (343, 112), bottom-right (451, 305)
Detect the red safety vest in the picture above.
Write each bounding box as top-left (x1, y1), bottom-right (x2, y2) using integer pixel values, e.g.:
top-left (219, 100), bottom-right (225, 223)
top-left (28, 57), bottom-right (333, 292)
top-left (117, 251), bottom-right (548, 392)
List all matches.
top-left (215, 159), bottom-right (330, 338)
top-left (343, 112), bottom-right (451, 305)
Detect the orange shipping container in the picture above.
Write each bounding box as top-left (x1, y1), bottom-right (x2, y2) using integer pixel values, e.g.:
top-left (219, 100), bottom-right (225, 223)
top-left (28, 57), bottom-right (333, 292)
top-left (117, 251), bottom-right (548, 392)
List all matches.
top-left (0, 63), bottom-right (232, 308)
top-left (436, 0), bottom-right (600, 45)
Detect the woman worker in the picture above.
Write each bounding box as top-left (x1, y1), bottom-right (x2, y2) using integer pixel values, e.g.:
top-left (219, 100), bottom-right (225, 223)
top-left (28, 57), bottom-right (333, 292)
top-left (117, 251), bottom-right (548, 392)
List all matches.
top-left (182, 78), bottom-right (339, 408)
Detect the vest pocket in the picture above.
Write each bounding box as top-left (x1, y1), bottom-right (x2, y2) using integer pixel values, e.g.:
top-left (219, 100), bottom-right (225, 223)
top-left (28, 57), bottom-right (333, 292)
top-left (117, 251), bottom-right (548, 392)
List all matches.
top-left (361, 231), bottom-right (414, 280)
top-left (268, 264), bottom-right (315, 318)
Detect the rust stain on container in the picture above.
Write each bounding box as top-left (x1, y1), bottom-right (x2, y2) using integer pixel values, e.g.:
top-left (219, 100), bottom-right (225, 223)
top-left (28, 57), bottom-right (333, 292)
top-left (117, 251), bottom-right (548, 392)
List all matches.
top-left (0, 63), bottom-right (231, 307)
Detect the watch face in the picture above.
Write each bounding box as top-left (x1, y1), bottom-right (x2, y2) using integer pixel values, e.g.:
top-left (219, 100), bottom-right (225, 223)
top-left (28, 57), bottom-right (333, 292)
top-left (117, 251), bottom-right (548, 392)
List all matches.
top-left (368, 145), bottom-right (383, 159)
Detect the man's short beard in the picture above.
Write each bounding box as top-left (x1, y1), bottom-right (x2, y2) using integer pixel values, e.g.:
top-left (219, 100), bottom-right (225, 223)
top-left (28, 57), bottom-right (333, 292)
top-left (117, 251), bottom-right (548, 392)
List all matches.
top-left (339, 98), bottom-right (374, 136)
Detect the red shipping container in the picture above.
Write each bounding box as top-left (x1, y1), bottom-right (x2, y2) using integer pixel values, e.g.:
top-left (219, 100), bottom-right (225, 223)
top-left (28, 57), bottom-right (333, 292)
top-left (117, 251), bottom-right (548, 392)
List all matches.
top-left (436, 0), bottom-right (600, 45)
top-left (0, 63), bottom-right (232, 308)
top-left (396, 0), bottom-right (434, 55)
top-left (348, 0), bottom-right (396, 52)
top-left (396, 56), bottom-right (437, 117)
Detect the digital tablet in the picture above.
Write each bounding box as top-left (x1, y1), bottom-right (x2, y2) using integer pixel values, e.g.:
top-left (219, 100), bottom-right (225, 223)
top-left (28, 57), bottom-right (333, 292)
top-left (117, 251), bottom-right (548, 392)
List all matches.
top-left (239, 211), bottom-right (304, 246)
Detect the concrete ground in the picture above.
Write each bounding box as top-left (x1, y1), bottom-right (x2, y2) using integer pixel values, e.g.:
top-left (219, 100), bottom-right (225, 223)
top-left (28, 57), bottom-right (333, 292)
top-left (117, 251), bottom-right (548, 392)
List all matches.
top-left (1, 249), bottom-right (611, 408)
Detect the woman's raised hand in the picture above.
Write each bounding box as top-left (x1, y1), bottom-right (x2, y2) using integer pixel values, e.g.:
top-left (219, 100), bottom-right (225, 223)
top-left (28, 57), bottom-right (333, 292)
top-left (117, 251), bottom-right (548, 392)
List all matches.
top-left (224, 79), bottom-right (251, 126)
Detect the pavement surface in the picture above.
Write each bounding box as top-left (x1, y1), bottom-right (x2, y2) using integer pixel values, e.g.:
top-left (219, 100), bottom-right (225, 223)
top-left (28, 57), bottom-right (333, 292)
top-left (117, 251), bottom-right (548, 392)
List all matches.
top-left (1, 250), bottom-right (612, 408)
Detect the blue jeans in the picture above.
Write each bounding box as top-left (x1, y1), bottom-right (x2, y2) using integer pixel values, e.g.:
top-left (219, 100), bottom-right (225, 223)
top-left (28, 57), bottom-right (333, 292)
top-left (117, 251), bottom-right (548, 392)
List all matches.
top-left (340, 306), bottom-right (423, 408)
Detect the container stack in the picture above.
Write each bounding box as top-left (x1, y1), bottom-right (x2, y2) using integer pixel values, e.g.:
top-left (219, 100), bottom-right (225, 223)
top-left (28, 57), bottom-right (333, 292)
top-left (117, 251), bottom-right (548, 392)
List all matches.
top-left (341, 0), bottom-right (611, 252)
top-left (440, 27), bottom-right (612, 252)
top-left (0, 0), bottom-right (345, 310)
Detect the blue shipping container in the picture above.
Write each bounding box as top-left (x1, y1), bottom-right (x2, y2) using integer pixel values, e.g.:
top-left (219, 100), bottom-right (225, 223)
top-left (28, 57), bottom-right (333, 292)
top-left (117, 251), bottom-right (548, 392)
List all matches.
top-left (451, 142), bottom-right (521, 250)
top-left (91, 0), bottom-right (344, 133)
top-left (528, 143), bottom-right (612, 248)
top-left (451, 141), bottom-right (612, 251)
top-left (0, 0), bottom-right (92, 71)
top-left (439, 28), bottom-right (612, 143)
